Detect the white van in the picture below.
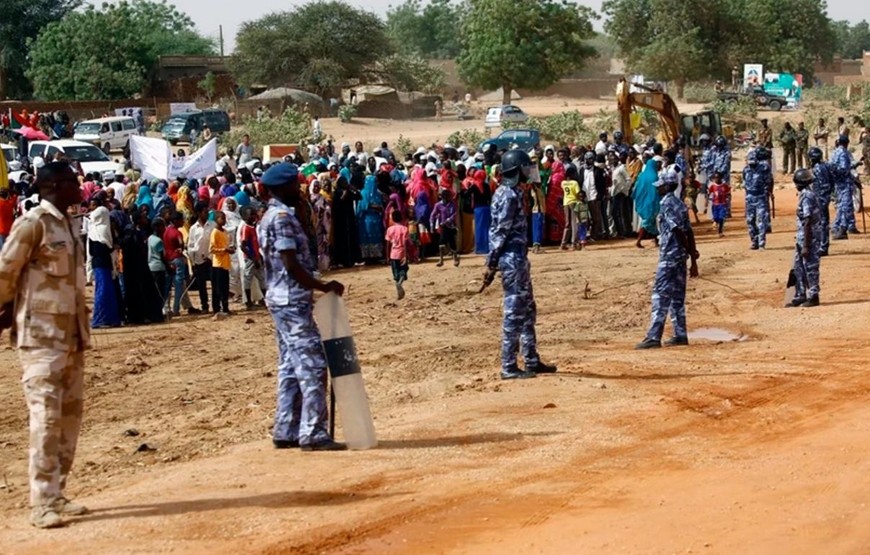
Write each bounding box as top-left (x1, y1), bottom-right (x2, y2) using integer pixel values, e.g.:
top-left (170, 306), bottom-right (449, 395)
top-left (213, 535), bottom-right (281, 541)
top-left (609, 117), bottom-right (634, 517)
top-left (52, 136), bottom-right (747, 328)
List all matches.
top-left (28, 140), bottom-right (124, 178)
top-left (74, 116), bottom-right (140, 154)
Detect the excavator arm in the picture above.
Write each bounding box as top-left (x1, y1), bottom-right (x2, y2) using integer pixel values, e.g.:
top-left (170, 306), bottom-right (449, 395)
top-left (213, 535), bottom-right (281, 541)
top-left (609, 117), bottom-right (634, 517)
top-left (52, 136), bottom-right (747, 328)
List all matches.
top-left (617, 82), bottom-right (681, 147)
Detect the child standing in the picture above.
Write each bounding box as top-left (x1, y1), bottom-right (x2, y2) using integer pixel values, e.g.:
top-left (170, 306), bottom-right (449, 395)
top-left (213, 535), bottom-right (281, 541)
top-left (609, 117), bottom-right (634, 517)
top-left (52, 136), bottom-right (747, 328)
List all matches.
top-left (147, 218), bottom-right (169, 312)
top-left (385, 210), bottom-right (410, 299)
top-left (708, 171), bottom-right (730, 237)
top-left (683, 172), bottom-right (702, 225)
top-left (530, 180), bottom-right (546, 253)
top-left (430, 188), bottom-right (460, 267)
top-left (561, 165), bottom-right (582, 250)
top-left (239, 206), bottom-right (267, 309)
top-left (209, 211), bottom-right (234, 314)
top-left (575, 191), bottom-right (591, 249)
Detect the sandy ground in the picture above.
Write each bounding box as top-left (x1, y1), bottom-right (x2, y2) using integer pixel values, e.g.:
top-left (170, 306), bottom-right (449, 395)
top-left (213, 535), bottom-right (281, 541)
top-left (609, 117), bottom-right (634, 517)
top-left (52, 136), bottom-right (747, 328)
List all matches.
top-left (3, 101), bottom-right (869, 554)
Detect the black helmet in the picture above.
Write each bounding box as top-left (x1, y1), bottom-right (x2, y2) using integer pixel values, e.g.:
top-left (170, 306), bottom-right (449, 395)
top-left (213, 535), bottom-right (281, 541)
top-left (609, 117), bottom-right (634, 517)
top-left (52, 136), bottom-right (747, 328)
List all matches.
top-left (715, 136), bottom-right (727, 148)
top-left (808, 147), bottom-right (823, 163)
top-left (584, 151), bottom-right (595, 164)
top-left (836, 134), bottom-right (850, 146)
top-left (500, 149), bottom-right (532, 178)
top-left (756, 147), bottom-right (771, 161)
top-left (793, 168), bottom-right (813, 188)
top-left (613, 131), bottom-right (624, 141)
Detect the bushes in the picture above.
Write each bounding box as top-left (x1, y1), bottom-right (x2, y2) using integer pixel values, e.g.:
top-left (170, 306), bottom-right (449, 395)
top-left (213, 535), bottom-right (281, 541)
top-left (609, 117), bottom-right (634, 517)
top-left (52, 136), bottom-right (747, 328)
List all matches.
top-left (709, 96), bottom-right (758, 119)
top-left (446, 128), bottom-right (487, 148)
top-left (338, 104), bottom-right (357, 123)
top-left (224, 107), bottom-right (310, 150)
top-left (394, 134), bottom-right (414, 158)
top-left (506, 110), bottom-right (594, 146)
top-left (682, 83), bottom-right (717, 104)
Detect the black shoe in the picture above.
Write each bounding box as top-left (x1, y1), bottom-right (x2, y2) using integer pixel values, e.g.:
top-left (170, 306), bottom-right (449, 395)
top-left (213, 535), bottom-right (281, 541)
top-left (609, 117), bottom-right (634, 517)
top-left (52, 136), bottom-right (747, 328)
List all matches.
top-left (187, 307), bottom-right (202, 315)
top-left (786, 297), bottom-right (806, 308)
top-left (833, 233), bottom-right (847, 240)
top-left (273, 439), bottom-right (299, 449)
top-left (750, 244), bottom-right (759, 250)
top-left (848, 228), bottom-right (860, 234)
top-left (635, 338), bottom-right (662, 350)
top-left (301, 440), bottom-right (347, 452)
top-left (664, 336), bottom-right (689, 346)
top-left (819, 249), bottom-right (829, 257)
top-left (801, 296), bottom-right (820, 307)
top-left (500, 366), bottom-right (537, 380)
top-left (526, 361), bottom-right (557, 374)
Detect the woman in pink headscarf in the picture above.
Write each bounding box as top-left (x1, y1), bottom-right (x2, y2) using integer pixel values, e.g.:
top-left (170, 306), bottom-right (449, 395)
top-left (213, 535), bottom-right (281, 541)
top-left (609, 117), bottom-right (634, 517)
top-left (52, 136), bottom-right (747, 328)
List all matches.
top-left (545, 153), bottom-right (567, 243)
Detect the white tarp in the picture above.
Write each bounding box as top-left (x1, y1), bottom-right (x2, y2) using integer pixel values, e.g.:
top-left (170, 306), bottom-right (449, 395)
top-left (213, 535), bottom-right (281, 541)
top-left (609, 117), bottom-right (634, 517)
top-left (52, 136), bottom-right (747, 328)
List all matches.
top-left (130, 135), bottom-right (172, 181)
top-left (172, 139), bottom-right (217, 179)
top-left (169, 103), bottom-right (197, 115)
top-left (131, 136), bottom-right (216, 181)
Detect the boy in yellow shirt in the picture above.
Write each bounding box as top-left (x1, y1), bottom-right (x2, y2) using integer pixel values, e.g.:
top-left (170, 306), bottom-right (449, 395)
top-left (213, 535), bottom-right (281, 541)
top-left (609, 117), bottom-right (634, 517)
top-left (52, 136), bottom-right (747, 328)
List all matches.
top-left (209, 212), bottom-right (234, 314)
top-left (561, 164), bottom-right (582, 250)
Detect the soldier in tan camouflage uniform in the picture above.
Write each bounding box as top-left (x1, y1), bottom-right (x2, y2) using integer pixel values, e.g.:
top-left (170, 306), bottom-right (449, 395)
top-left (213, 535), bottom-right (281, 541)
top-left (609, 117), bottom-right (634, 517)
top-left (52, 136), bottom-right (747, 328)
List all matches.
top-left (0, 161), bottom-right (91, 529)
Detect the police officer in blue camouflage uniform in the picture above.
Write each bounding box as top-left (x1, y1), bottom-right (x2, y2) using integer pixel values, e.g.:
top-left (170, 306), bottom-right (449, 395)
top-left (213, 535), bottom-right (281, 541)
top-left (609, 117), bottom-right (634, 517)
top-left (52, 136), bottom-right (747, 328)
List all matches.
top-left (257, 162), bottom-right (347, 451)
top-left (712, 136), bottom-right (732, 216)
top-left (809, 146), bottom-right (834, 255)
top-left (830, 135), bottom-right (857, 239)
top-left (698, 134), bottom-right (714, 211)
top-left (636, 170), bottom-right (699, 349)
top-left (787, 169), bottom-right (823, 307)
top-left (742, 150), bottom-right (770, 250)
top-left (484, 149), bottom-right (556, 380)
top-left (756, 147), bottom-right (774, 234)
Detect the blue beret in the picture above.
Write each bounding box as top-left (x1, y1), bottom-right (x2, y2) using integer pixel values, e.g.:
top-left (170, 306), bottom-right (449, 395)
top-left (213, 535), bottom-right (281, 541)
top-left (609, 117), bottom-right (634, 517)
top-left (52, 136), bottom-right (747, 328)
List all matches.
top-left (260, 162), bottom-right (298, 188)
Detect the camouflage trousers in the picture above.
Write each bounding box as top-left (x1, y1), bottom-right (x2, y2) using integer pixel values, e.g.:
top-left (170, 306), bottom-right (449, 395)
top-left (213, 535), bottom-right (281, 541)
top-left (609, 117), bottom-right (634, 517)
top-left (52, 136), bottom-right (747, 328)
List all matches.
top-left (645, 262), bottom-right (688, 342)
top-left (745, 194), bottom-right (769, 248)
top-left (818, 197), bottom-right (831, 254)
top-left (269, 304), bottom-right (330, 446)
top-left (20, 348), bottom-right (84, 508)
top-left (833, 186), bottom-right (857, 233)
top-left (793, 245), bottom-right (821, 299)
top-left (499, 252), bottom-right (540, 370)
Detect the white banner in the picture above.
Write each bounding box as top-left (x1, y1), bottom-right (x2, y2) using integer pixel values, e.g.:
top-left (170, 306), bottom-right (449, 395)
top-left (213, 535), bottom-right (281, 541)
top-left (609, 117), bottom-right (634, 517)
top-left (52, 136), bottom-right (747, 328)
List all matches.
top-left (131, 137), bottom-right (216, 181)
top-left (172, 139), bottom-right (217, 180)
top-left (130, 135), bottom-right (171, 182)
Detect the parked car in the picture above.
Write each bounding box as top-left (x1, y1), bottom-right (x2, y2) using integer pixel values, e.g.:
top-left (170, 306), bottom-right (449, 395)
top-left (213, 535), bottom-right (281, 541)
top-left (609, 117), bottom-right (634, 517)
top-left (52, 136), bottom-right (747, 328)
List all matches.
top-left (27, 140), bottom-right (124, 177)
top-left (2, 144), bottom-right (21, 172)
top-left (478, 129), bottom-right (541, 153)
top-left (73, 116), bottom-right (140, 154)
top-left (717, 87), bottom-right (788, 111)
top-left (484, 105), bottom-right (529, 128)
top-left (161, 109), bottom-right (231, 145)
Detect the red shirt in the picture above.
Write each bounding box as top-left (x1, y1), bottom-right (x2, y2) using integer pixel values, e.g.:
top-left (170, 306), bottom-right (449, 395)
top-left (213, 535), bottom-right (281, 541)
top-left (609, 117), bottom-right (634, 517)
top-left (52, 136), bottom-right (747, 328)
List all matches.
top-left (0, 195), bottom-right (17, 236)
top-left (240, 222), bottom-right (261, 262)
top-left (163, 224), bottom-right (185, 261)
top-left (708, 183), bottom-right (730, 206)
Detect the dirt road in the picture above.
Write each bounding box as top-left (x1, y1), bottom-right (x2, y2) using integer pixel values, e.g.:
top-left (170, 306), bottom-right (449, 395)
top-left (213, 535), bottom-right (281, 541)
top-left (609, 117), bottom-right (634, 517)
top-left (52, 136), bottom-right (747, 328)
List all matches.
top-left (2, 180), bottom-right (870, 554)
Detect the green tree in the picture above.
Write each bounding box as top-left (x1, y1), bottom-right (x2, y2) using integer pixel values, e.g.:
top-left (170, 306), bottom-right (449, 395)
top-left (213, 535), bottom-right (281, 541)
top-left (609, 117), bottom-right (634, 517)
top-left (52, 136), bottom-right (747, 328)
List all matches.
top-left (603, 0), bottom-right (739, 98)
top-left (833, 20), bottom-right (870, 60)
top-left (386, 0), bottom-right (461, 59)
top-left (457, 0), bottom-right (597, 105)
top-left (375, 55), bottom-right (446, 93)
top-left (231, 1), bottom-right (393, 95)
top-left (0, 0), bottom-right (80, 100)
top-left (739, 0), bottom-right (835, 81)
top-left (26, 1), bottom-right (215, 101)
top-left (198, 72), bottom-right (217, 102)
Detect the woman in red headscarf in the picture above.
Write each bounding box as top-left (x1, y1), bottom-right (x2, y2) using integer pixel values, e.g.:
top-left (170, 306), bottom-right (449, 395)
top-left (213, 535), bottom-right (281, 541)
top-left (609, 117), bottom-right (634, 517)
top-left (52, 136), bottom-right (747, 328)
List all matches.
top-left (545, 154), bottom-right (567, 244)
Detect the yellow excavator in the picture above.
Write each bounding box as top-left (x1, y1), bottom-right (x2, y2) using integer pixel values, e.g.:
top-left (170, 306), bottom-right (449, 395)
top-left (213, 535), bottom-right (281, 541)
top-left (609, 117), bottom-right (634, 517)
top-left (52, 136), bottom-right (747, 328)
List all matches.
top-left (617, 81), bottom-right (726, 155)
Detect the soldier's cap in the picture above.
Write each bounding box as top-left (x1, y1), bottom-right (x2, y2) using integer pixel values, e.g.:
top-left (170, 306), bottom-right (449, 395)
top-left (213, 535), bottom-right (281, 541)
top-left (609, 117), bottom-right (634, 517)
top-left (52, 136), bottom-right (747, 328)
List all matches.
top-left (260, 162), bottom-right (299, 188)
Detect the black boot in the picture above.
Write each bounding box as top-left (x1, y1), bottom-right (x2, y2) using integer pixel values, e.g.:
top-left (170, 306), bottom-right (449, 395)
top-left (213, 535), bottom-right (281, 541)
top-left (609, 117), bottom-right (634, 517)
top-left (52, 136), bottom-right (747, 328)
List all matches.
top-left (664, 336), bottom-right (689, 346)
top-left (635, 338), bottom-right (662, 350)
top-left (527, 361), bottom-right (557, 374)
top-left (500, 365), bottom-right (537, 380)
top-left (801, 296), bottom-right (820, 307)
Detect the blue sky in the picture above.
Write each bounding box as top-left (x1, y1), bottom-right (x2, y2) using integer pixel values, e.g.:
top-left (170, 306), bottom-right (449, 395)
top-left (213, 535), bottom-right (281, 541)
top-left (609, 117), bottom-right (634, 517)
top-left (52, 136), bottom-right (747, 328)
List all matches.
top-left (90, 0), bottom-right (868, 54)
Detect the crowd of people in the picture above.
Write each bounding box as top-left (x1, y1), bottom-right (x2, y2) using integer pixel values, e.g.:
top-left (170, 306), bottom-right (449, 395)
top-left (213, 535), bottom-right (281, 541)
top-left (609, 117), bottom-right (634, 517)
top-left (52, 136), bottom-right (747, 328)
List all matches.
top-left (1, 129), bottom-right (715, 323)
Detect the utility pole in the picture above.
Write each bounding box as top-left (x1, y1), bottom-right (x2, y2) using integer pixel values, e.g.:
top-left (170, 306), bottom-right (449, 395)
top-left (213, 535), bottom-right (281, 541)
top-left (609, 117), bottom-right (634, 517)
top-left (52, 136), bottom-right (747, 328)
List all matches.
top-left (219, 25), bottom-right (224, 57)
